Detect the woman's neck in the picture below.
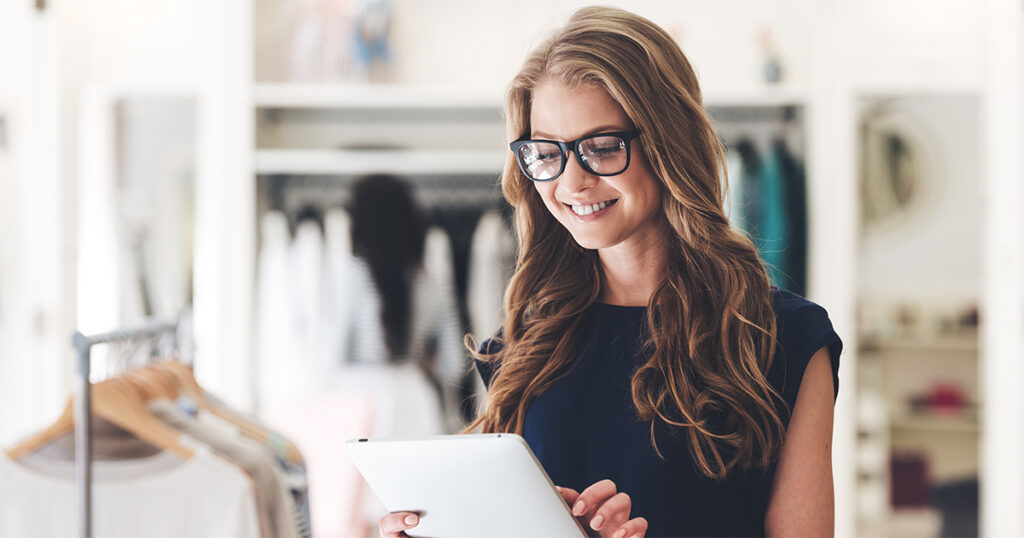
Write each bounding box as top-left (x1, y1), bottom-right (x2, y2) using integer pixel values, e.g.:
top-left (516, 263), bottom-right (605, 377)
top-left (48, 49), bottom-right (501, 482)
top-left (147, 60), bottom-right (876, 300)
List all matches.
top-left (597, 223), bottom-right (670, 307)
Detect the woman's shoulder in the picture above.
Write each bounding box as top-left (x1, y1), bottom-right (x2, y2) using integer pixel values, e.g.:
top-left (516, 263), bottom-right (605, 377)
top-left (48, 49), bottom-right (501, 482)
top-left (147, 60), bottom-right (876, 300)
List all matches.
top-left (767, 287), bottom-right (843, 405)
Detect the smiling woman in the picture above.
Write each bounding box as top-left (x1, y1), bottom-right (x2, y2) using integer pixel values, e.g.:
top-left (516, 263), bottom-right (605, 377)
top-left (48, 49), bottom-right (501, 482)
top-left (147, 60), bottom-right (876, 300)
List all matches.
top-left (527, 81), bottom-right (664, 257)
top-left (379, 6), bottom-right (842, 538)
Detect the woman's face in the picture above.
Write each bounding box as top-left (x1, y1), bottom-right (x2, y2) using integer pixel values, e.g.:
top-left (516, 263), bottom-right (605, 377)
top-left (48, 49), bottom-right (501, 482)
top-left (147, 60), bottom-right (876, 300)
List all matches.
top-left (529, 80), bottom-right (664, 253)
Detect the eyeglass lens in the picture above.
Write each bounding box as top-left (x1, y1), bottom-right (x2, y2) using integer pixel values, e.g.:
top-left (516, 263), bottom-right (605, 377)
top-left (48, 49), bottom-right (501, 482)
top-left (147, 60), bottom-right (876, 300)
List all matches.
top-left (517, 135), bottom-right (629, 181)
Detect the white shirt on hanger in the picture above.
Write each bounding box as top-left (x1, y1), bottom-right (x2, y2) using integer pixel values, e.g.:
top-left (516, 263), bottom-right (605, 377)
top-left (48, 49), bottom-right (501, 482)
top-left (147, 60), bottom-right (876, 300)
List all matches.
top-left (0, 448), bottom-right (259, 538)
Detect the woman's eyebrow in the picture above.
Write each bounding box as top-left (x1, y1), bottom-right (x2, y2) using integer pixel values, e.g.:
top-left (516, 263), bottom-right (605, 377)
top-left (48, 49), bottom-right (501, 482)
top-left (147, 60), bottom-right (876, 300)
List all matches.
top-left (531, 124), bottom-right (628, 140)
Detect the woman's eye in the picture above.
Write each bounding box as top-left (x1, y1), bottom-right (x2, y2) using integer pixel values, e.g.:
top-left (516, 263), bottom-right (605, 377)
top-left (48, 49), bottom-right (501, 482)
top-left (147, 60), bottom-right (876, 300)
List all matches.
top-left (537, 152), bottom-right (562, 162)
top-left (592, 146), bottom-right (621, 155)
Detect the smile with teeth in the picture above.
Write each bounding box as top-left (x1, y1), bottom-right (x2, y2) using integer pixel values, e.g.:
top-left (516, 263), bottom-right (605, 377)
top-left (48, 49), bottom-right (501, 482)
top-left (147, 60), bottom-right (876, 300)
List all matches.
top-left (568, 199), bottom-right (618, 216)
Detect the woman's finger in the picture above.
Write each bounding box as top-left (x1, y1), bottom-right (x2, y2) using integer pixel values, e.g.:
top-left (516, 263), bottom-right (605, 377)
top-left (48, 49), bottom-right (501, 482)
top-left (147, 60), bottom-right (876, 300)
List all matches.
top-left (378, 512), bottom-right (419, 537)
top-left (572, 479), bottom-right (618, 517)
top-left (589, 492), bottom-right (631, 533)
top-left (610, 516), bottom-right (648, 538)
top-left (555, 485), bottom-right (581, 506)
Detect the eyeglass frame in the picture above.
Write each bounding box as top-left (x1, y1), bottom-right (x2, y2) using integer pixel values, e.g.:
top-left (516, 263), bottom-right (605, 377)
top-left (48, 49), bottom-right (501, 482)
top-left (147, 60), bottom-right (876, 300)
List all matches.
top-left (509, 130), bottom-right (641, 182)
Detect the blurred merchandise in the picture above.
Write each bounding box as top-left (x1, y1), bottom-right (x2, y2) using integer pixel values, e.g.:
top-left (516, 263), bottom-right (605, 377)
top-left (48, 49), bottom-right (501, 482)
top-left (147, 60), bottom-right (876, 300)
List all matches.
top-left (891, 451), bottom-right (931, 508)
top-left (909, 382), bottom-right (971, 417)
top-left (757, 27), bottom-right (783, 84)
top-left (285, 0), bottom-right (393, 83)
top-left (351, 0), bottom-right (394, 82)
top-left (932, 478), bottom-right (978, 538)
top-left (287, 0), bottom-right (356, 81)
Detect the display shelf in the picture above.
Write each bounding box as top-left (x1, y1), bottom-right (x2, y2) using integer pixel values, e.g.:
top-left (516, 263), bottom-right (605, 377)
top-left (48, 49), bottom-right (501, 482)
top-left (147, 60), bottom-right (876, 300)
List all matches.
top-left (703, 87), bottom-right (808, 108)
top-left (253, 83), bottom-right (503, 110)
top-left (859, 335), bottom-right (979, 354)
top-left (889, 414), bottom-right (981, 434)
top-left (254, 148), bottom-right (506, 176)
top-left (254, 82), bottom-right (813, 111)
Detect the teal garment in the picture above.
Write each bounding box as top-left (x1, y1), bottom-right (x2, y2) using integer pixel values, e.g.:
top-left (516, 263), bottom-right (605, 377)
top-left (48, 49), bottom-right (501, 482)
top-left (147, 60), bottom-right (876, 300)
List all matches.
top-left (738, 139), bottom-right (807, 295)
top-left (756, 145), bottom-right (789, 290)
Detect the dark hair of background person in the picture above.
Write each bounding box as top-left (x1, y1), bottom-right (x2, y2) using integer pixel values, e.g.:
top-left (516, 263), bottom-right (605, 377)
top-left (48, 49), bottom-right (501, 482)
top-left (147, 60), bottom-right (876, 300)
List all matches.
top-left (350, 174), bottom-right (427, 359)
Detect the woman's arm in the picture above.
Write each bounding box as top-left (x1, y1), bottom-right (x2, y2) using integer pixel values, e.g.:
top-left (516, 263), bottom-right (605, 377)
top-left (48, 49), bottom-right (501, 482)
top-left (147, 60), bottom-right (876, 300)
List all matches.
top-left (764, 346), bottom-right (836, 537)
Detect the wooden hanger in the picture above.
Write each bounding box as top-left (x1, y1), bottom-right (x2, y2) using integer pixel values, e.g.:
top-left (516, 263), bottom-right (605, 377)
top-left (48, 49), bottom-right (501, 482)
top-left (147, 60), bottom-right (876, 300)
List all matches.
top-left (5, 376), bottom-right (195, 461)
top-left (124, 366), bottom-right (178, 401)
top-left (157, 361), bottom-right (304, 463)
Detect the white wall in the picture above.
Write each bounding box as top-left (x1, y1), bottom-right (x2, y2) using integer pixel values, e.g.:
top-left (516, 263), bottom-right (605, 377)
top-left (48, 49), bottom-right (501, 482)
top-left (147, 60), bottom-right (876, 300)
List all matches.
top-left (0, 2), bottom-right (67, 447)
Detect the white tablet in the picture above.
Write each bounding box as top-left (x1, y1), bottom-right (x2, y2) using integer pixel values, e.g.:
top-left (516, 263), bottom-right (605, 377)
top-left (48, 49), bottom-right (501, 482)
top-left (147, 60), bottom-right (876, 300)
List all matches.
top-left (345, 433), bottom-right (587, 538)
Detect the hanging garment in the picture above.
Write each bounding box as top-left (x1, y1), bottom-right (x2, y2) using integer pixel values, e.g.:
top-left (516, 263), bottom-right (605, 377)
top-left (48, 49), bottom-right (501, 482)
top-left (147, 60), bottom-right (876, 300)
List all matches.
top-left (735, 138), bottom-right (807, 294)
top-left (755, 139), bottom-right (807, 294)
top-left (466, 210), bottom-right (515, 344)
top-left (289, 217), bottom-right (327, 393)
top-left (775, 138), bottom-right (808, 295)
top-left (0, 448), bottom-right (259, 538)
top-left (257, 211), bottom-right (296, 412)
top-left (189, 405), bottom-right (311, 538)
top-left (149, 399), bottom-right (300, 538)
top-left (424, 226), bottom-right (455, 298)
top-left (322, 208), bottom-right (353, 383)
top-left (724, 150), bottom-right (747, 231)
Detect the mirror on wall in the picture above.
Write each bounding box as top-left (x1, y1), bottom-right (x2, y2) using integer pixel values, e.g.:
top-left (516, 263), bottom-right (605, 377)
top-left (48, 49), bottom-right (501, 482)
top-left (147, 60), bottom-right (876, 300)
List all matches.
top-left (855, 94), bottom-right (981, 538)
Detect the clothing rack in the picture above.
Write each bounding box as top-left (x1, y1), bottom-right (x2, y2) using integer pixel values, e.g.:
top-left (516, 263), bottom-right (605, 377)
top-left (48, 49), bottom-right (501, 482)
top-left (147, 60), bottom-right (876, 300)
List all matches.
top-left (261, 173), bottom-right (506, 217)
top-left (71, 315), bottom-right (184, 538)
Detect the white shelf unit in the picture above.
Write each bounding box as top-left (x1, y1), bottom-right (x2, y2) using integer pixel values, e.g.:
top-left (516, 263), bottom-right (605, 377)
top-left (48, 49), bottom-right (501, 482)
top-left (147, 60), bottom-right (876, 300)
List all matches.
top-left (254, 148), bottom-right (506, 176)
top-left (254, 83), bottom-right (502, 110)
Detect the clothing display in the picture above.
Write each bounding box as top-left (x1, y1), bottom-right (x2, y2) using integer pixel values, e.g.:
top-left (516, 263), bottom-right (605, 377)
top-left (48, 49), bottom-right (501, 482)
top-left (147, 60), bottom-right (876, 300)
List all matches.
top-left (1, 359), bottom-right (310, 538)
top-left (475, 288), bottom-right (843, 537)
top-left (0, 448), bottom-right (259, 538)
top-left (728, 137), bottom-right (808, 295)
top-left (256, 206), bottom-right (502, 537)
top-left (150, 399), bottom-right (298, 538)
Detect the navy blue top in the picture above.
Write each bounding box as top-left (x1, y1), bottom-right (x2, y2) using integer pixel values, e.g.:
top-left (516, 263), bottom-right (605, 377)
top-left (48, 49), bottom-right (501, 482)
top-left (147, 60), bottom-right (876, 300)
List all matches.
top-left (475, 288), bottom-right (842, 537)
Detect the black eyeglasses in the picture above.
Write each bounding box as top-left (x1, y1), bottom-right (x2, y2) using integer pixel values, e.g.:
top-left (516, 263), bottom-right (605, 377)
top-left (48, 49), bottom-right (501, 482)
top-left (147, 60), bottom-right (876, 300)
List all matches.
top-left (509, 130), bottom-right (640, 182)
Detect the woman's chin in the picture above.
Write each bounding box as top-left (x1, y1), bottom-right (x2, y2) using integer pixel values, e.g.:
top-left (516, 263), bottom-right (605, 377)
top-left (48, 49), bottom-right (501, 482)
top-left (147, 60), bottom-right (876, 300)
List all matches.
top-left (569, 232), bottom-right (615, 251)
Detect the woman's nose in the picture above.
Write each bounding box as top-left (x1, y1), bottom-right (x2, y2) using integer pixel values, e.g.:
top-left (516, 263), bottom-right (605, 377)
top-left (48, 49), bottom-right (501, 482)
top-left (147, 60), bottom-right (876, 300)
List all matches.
top-left (558, 150), bottom-right (597, 193)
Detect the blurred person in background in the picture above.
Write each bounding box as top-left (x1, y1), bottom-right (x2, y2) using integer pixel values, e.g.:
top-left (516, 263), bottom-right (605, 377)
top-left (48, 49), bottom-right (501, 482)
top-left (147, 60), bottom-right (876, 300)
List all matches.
top-left (380, 6), bottom-right (842, 538)
top-left (335, 174), bottom-right (466, 439)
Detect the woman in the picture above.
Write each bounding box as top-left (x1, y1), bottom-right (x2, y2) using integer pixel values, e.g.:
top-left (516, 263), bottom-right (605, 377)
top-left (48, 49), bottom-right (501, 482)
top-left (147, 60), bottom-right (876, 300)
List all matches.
top-left (380, 7), bottom-right (841, 537)
top-left (338, 174), bottom-right (465, 438)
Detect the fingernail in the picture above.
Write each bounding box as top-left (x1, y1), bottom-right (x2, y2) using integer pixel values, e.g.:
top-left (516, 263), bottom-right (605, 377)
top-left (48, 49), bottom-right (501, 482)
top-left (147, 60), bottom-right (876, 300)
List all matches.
top-left (591, 515), bottom-right (604, 530)
top-left (613, 530), bottom-right (625, 538)
top-left (404, 514), bottom-right (418, 526)
top-left (572, 500), bottom-right (585, 515)
top-left (630, 534), bottom-right (641, 538)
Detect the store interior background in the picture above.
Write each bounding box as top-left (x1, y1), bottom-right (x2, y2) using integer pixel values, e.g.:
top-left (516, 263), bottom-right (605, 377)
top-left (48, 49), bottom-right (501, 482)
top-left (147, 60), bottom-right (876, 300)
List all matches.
top-left (1, 0), bottom-right (1023, 537)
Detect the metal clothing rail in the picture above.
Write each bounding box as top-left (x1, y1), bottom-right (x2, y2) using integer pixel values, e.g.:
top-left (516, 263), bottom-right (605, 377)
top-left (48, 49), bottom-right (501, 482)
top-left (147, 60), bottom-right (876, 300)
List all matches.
top-left (71, 317), bottom-right (181, 538)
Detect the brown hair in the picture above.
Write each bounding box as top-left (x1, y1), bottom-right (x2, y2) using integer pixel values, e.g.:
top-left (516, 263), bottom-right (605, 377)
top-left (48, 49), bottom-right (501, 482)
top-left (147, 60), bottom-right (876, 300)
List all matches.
top-left (465, 6), bottom-right (785, 479)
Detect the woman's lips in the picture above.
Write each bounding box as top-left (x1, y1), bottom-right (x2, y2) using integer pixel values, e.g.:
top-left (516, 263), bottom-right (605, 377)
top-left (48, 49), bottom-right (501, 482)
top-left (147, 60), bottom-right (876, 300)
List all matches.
top-left (565, 199), bottom-right (618, 220)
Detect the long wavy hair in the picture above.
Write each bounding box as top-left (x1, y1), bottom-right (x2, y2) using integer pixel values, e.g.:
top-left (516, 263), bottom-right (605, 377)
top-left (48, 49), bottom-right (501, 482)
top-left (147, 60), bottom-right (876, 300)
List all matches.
top-left (350, 174), bottom-right (426, 359)
top-left (464, 6), bottom-right (785, 479)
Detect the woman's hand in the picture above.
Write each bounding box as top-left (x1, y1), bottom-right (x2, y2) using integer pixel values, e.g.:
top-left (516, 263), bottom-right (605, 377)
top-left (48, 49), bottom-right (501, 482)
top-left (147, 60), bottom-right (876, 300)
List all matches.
top-left (378, 512), bottom-right (419, 537)
top-left (556, 480), bottom-right (648, 538)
